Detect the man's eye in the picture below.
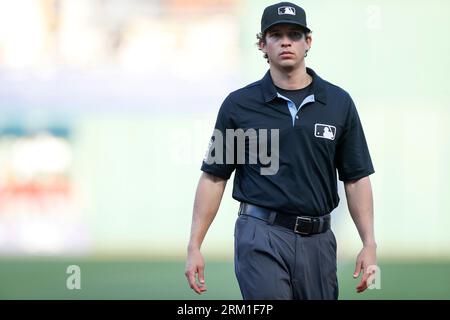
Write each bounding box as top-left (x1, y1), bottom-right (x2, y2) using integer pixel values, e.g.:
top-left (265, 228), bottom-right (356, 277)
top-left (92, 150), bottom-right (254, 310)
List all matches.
top-left (270, 32), bottom-right (281, 38)
top-left (289, 32), bottom-right (303, 40)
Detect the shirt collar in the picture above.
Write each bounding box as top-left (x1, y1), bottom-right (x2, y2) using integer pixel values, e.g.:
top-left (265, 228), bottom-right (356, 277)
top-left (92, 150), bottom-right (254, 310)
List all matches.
top-left (261, 67), bottom-right (327, 105)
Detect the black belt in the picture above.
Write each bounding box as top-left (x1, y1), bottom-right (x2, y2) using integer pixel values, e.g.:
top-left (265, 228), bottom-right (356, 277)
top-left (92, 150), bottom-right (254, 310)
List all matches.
top-left (238, 202), bottom-right (330, 236)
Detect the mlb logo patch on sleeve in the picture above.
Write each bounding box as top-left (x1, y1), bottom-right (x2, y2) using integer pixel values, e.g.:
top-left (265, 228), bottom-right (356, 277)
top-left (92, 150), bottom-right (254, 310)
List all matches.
top-left (314, 124), bottom-right (336, 140)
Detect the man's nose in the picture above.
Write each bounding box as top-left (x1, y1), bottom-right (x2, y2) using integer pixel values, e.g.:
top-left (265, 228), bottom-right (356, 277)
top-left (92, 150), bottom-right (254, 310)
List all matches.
top-left (281, 35), bottom-right (292, 47)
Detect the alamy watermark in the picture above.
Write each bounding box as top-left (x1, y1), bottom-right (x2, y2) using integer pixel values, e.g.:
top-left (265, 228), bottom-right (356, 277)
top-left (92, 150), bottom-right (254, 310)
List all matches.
top-left (366, 5), bottom-right (382, 30)
top-left (66, 265), bottom-right (81, 290)
top-left (203, 128), bottom-right (279, 175)
top-left (366, 265), bottom-right (381, 290)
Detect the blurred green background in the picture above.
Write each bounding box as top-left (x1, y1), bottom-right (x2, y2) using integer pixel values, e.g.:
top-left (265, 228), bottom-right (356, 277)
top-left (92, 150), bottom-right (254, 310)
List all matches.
top-left (0, 0), bottom-right (449, 299)
top-left (1, 258), bottom-right (450, 299)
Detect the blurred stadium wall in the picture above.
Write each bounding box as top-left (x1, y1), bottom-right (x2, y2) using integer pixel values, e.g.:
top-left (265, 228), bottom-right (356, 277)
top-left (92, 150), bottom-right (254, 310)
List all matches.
top-left (0, 0), bottom-right (449, 262)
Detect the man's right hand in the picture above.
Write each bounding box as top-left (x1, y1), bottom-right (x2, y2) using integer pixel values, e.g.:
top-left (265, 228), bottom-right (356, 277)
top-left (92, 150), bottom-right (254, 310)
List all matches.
top-left (185, 247), bottom-right (207, 294)
top-left (185, 172), bottom-right (227, 295)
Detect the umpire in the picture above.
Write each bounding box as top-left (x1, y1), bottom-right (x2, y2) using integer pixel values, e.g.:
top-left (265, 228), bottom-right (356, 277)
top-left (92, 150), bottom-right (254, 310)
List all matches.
top-left (185, 2), bottom-right (377, 300)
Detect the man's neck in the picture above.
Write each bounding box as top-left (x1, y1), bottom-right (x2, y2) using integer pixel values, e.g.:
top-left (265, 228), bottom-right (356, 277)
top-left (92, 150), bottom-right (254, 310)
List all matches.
top-left (269, 65), bottom-right (311, 90)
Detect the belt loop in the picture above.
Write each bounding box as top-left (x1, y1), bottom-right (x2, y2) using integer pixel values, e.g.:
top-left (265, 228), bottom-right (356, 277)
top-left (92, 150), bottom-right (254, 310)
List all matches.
top-left (238, 203), bottom-right (243, 216)
top-left (318, 218), bottom-right (324, 233)
top-left (268, 211), bottom-right (277, 225)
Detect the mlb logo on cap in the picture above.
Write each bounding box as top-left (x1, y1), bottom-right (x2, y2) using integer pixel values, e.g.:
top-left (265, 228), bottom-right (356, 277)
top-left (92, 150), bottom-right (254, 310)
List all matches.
top-left (278, 6), bottom-right (296, 15)
top-left (261, 2), bottom-right (311, 33)
top-left (315, 124), bottom-right (336, 140)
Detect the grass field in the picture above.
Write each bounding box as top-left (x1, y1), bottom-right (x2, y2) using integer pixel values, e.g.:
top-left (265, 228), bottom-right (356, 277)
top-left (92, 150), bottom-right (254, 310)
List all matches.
top-left (1, 258), bottom-right (449, 300)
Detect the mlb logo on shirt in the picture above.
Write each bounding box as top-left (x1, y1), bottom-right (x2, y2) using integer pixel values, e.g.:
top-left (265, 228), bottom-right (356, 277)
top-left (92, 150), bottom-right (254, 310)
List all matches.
top-left (314, 124), bottom-right (336, 140)
top-left (278, 6), bottom-right (296, 15)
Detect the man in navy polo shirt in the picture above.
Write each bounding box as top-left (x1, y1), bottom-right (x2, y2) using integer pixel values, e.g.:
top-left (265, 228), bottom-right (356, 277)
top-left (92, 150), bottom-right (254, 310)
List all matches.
top-left (185, 2), bottom-right (377, 300)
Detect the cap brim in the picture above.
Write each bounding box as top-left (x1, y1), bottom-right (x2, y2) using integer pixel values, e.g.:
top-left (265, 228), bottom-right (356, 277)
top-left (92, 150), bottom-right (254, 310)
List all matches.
top-left (263, 21), bottom-right (311, 33)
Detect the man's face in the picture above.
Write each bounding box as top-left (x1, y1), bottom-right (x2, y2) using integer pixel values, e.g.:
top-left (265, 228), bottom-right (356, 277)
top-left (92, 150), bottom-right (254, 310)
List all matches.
top-left (259, 24), bottom-right (312, 69)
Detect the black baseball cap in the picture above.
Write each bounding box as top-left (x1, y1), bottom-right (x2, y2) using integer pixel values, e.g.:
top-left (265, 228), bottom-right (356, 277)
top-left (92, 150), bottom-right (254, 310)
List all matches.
top-left (261, 2), bottom-right (311, 33)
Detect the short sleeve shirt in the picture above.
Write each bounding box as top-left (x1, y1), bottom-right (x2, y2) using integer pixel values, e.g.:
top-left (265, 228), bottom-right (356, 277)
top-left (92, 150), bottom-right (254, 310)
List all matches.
top-left (201, 67), bottom-right (374, 216)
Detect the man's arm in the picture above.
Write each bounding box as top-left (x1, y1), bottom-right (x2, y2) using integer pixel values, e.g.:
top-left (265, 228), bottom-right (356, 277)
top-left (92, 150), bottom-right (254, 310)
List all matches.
top-left (185, 172), bottom-right (227, 294)
top-left (344, 176), bottom-right (377, 293)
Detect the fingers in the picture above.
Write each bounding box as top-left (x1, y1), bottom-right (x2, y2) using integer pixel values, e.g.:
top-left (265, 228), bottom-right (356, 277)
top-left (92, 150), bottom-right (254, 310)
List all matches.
top-left (198, 266), bottom-right (207, 290)
top-left (185, 270), bottom-right (202, 294)
top-left (356, 271), bottom-right (369, 293)
top-left (185, 267), bottom-right (207, 295)
top-left (353, 260), bottom-right (362, 279)
top-left (354, 259), bottom-right (367, 293)
top-left (360, 267), bottom-right (378, 293)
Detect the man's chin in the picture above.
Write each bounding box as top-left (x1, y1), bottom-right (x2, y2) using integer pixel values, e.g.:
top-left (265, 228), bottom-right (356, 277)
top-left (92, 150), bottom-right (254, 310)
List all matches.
top-left (276, 60), bottom-right (301, 70)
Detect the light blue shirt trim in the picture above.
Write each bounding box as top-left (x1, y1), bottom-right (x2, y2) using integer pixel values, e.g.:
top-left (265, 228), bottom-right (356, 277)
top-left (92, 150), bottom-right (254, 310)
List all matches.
top-left (276, 93), bottom-right (315, 126)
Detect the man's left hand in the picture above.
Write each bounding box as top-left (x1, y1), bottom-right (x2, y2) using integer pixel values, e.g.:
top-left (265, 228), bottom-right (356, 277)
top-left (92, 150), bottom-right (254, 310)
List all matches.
top-left (353, 244), bottom-right (377, 293)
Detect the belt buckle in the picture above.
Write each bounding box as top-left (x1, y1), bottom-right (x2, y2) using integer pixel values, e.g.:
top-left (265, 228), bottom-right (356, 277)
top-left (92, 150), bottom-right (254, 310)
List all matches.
top-left (294, 216), bottom-right (313, 235)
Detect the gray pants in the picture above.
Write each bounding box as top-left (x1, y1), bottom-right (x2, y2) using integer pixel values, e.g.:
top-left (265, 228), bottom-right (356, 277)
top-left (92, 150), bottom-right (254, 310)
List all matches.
top-left (234, 214), bottom-right (339, 300)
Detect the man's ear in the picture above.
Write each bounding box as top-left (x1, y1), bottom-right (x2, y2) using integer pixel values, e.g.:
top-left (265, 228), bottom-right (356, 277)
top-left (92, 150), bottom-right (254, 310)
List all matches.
top-left (259, 40), bottom-right (267, 53)
top-left (305, 34), bottom-right (313, 50)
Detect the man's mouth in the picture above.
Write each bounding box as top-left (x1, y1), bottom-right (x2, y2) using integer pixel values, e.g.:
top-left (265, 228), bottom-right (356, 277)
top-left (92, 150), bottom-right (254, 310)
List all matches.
top-left (280, 51), bottom-right (294, 57)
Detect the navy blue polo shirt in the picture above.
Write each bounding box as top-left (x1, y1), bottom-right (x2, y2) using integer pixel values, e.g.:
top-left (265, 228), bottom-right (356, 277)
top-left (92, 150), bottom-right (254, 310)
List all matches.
top-left (201, 67), bottom-right (374, 216)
